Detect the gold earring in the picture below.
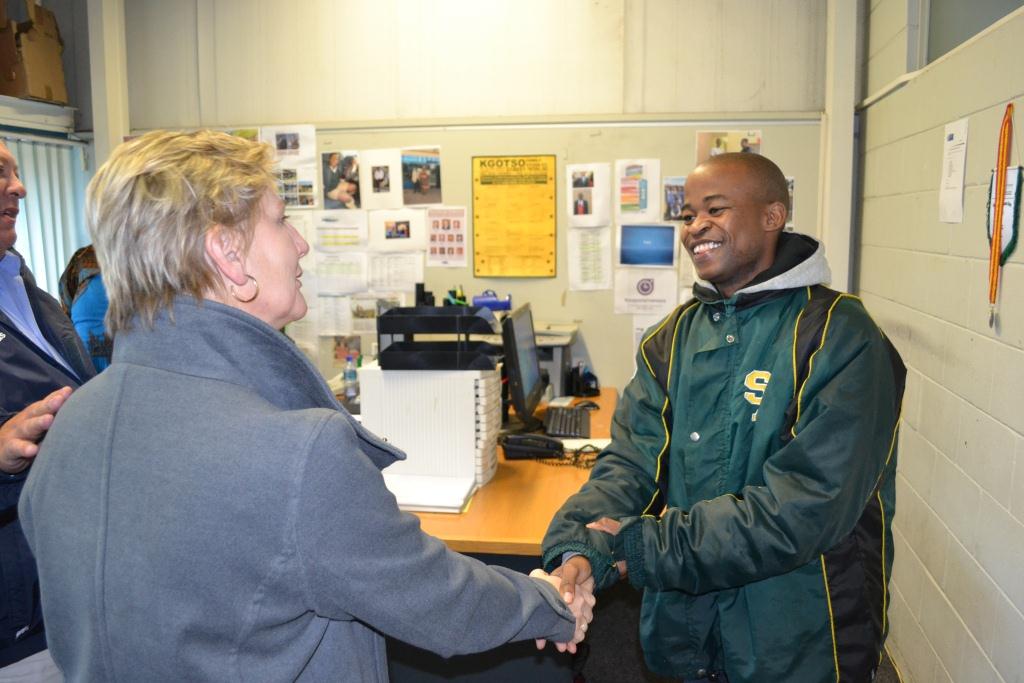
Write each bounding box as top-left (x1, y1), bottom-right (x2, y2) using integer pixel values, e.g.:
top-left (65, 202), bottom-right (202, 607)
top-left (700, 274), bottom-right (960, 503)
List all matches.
top-left (229, 275), bottom-right (259, 303)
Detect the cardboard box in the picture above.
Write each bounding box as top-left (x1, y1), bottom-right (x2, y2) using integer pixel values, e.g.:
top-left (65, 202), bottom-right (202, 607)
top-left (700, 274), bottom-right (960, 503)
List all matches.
top-left (0, 1), bottom-right (68, 105)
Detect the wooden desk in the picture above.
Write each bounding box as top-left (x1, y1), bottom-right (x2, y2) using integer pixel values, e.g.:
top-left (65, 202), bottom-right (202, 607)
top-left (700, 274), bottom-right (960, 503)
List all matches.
top-left (415, 388), bottom-right (617, 555)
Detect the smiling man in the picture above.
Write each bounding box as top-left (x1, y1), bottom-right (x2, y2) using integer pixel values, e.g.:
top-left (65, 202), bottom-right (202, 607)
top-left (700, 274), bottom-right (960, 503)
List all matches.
top-left (0, 140), bottom-right (94, 681)
top-left (543, 153), bottom-right (906, 682)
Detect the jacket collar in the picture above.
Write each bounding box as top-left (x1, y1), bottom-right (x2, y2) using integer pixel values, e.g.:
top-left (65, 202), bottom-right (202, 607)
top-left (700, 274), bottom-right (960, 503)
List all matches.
top-left (113, 296), bottom-right (338, 410)
top-left (112, 297), bottom-right (403, 467)
top-left (692, 232), bottom-right (831, 308)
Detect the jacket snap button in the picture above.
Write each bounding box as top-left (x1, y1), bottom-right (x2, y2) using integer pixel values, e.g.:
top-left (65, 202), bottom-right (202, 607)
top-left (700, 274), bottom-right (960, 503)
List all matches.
top-left (712, 312), bottom-right (721, 322)
top-left (725, 334), bottom-right (735, 343)
top-left (689, 432), bottom-right (700, 442)
top-left (696, 669), bottom-right (707, 678)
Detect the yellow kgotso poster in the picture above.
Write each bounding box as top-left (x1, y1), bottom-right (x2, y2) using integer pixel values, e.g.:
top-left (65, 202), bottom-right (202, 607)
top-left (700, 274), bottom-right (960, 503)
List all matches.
top-left (472, 155), bottom-right (556, 277)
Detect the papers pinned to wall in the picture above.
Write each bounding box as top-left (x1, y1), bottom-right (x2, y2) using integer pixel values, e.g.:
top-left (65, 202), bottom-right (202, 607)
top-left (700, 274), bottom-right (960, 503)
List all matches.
top-left (361, 149), bottom-right (404, 210)
top-left (566, 163), bottom-right (611, 228)
top-left (568, 227), bottom-right (612, 291)
top-left (939, 118), bottom-right (969, 224)
top-left (317, 295), bottom-right (353, 335)
top-left (315, 252), bottom-right (368, 295)
top-left (369, 252), bottom-right (424, 291)
top-left (285, 212), bottom-right (318, 358)
top-left (261, 124), bottom-right (318, 208)
top-left (369, 209), bottom-right (427, 252)
top-left (427, 207), bottom-right (468, 267)
top-left (313, 209), bottom-right (368, 249)
top-left (615, 159), bottom-right (661, 223)
top-left (320, 150), bottom-right (361, 209)
top-left (401, 147), bottom-right (443, 206)
top-left (613, 268), bottom-right (678, 317)
top-left (472, 155), bottom-right (557, 278)
top-left (696, 130), bottom-right (762, 163)
top-left (663, 176), bottom-right (686, 222)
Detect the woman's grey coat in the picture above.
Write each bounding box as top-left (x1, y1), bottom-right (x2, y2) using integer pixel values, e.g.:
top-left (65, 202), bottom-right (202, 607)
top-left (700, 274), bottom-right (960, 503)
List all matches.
top-left (19, 298), bottom-right (575, 681)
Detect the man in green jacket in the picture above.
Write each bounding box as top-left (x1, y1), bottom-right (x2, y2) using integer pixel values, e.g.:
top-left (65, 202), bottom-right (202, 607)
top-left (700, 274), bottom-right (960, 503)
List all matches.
top-left (543, 153), bottom-right (904, 682)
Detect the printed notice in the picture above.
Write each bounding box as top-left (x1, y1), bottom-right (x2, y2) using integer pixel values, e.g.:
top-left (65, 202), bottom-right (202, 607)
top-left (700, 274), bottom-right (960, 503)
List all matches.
top-left (313, 210), bottom-right (368, 249)
top-left (314, 251), bottom-right (368, 295)
top-left (368, 252), bottom-right (424, 291)
top-left (939, 118), bottom-right (969, 223)
top-left (316, 295), bottom-right (353, 335)
top-left (568, 227), bottom-right (612, 291)
top-left (613, 268), bottom-right (678, 316)
top-left (473, 155), bottom-right (556, 277)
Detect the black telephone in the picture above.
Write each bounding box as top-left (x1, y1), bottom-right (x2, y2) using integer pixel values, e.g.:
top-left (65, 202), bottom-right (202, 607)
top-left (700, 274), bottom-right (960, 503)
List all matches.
top-left (499, 433), bottom-right (564, 460)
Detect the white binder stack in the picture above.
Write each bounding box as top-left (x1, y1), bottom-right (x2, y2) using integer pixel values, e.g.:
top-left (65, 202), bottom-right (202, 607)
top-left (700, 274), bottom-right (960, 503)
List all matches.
top-left (358, 361), bottom-right (501, 512)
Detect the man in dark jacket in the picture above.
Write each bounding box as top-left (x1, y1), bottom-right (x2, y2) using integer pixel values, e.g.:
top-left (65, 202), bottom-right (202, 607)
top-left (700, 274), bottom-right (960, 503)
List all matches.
top-left (0, 140), bottom-right (95, 680)
top-left (543, 153), bottom-right (904, 682)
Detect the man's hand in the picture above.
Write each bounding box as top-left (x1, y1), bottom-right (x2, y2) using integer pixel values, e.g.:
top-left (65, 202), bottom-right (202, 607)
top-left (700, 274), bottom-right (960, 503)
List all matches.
top-left (553, 554), bottom-right (594, 604)
top-left (530, 567), bottom-right (596, 654)
top-left (0, 387), bottom-right (72, 474)
top-left (534, 556), bottom-right (596, 651)
top-left (587, 518), bottom-right (628, 579)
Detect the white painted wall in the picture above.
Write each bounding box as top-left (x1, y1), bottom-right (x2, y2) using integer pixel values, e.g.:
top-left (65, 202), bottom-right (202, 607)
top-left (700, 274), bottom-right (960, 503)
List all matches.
top-left (123, 0), bottom-right (826, 130)
top-left (858, 9), bottom-right (1024, 682)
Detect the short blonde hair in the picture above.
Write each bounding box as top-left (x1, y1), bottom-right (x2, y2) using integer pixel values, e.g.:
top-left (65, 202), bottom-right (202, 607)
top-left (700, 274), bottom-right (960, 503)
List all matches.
top-left (87, 130), bottom-right (275, 333)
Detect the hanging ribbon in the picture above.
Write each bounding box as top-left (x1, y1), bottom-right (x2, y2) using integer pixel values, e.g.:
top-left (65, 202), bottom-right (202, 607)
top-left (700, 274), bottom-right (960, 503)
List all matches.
top-left (988, 103), bottom-right (1014, 327)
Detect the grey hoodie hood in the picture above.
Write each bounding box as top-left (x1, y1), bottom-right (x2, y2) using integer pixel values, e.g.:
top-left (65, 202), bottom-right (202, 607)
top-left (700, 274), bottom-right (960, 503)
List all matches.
top-left (692, 232), bottom-right (831, 305)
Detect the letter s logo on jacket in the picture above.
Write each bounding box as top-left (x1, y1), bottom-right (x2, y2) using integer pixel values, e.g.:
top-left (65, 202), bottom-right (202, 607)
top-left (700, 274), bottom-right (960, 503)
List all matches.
top-left (743, 370), bottom-right (771, 406)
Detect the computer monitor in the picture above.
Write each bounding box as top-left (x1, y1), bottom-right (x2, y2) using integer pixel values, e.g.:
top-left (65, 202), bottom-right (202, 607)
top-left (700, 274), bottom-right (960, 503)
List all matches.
top-left (502, 303), bottom-right (545, 432)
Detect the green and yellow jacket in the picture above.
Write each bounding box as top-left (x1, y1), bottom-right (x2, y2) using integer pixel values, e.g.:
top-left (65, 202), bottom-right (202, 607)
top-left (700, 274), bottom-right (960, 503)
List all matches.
top-left (543, 234), bottom-right (905, 682)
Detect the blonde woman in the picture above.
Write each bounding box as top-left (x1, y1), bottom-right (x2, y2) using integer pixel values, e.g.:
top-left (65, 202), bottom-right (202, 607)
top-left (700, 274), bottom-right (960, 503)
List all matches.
top-left (19, 131), bottom-right (592, 681)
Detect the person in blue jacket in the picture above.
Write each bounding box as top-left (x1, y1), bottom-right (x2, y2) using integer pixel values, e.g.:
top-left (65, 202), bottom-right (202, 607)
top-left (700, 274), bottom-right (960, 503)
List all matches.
top-left (58, 245), bottom-right (112, 371)
top-left (0, 140), bottom-right (95, 681)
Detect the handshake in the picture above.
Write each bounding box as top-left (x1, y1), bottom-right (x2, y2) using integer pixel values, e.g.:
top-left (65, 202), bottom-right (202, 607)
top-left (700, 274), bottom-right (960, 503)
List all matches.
top-left (529, 516), bottom-right (626, 653)
top-left (530, 555), bottom-right (597, 654)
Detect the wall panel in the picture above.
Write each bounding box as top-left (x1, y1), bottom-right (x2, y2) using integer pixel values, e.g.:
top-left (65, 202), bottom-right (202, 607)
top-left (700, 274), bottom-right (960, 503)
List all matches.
top-left (126, 0), bottom-right (826, 130)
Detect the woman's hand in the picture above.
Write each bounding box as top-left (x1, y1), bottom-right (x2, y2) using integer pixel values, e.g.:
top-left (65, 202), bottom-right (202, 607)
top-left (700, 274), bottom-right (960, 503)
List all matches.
top-left (530, 568), bottom-right (596, 653)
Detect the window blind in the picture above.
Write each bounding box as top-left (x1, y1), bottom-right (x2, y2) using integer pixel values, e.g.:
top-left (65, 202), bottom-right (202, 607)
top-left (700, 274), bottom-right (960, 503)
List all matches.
top-left (3, 135), bottom-right (89, 296)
